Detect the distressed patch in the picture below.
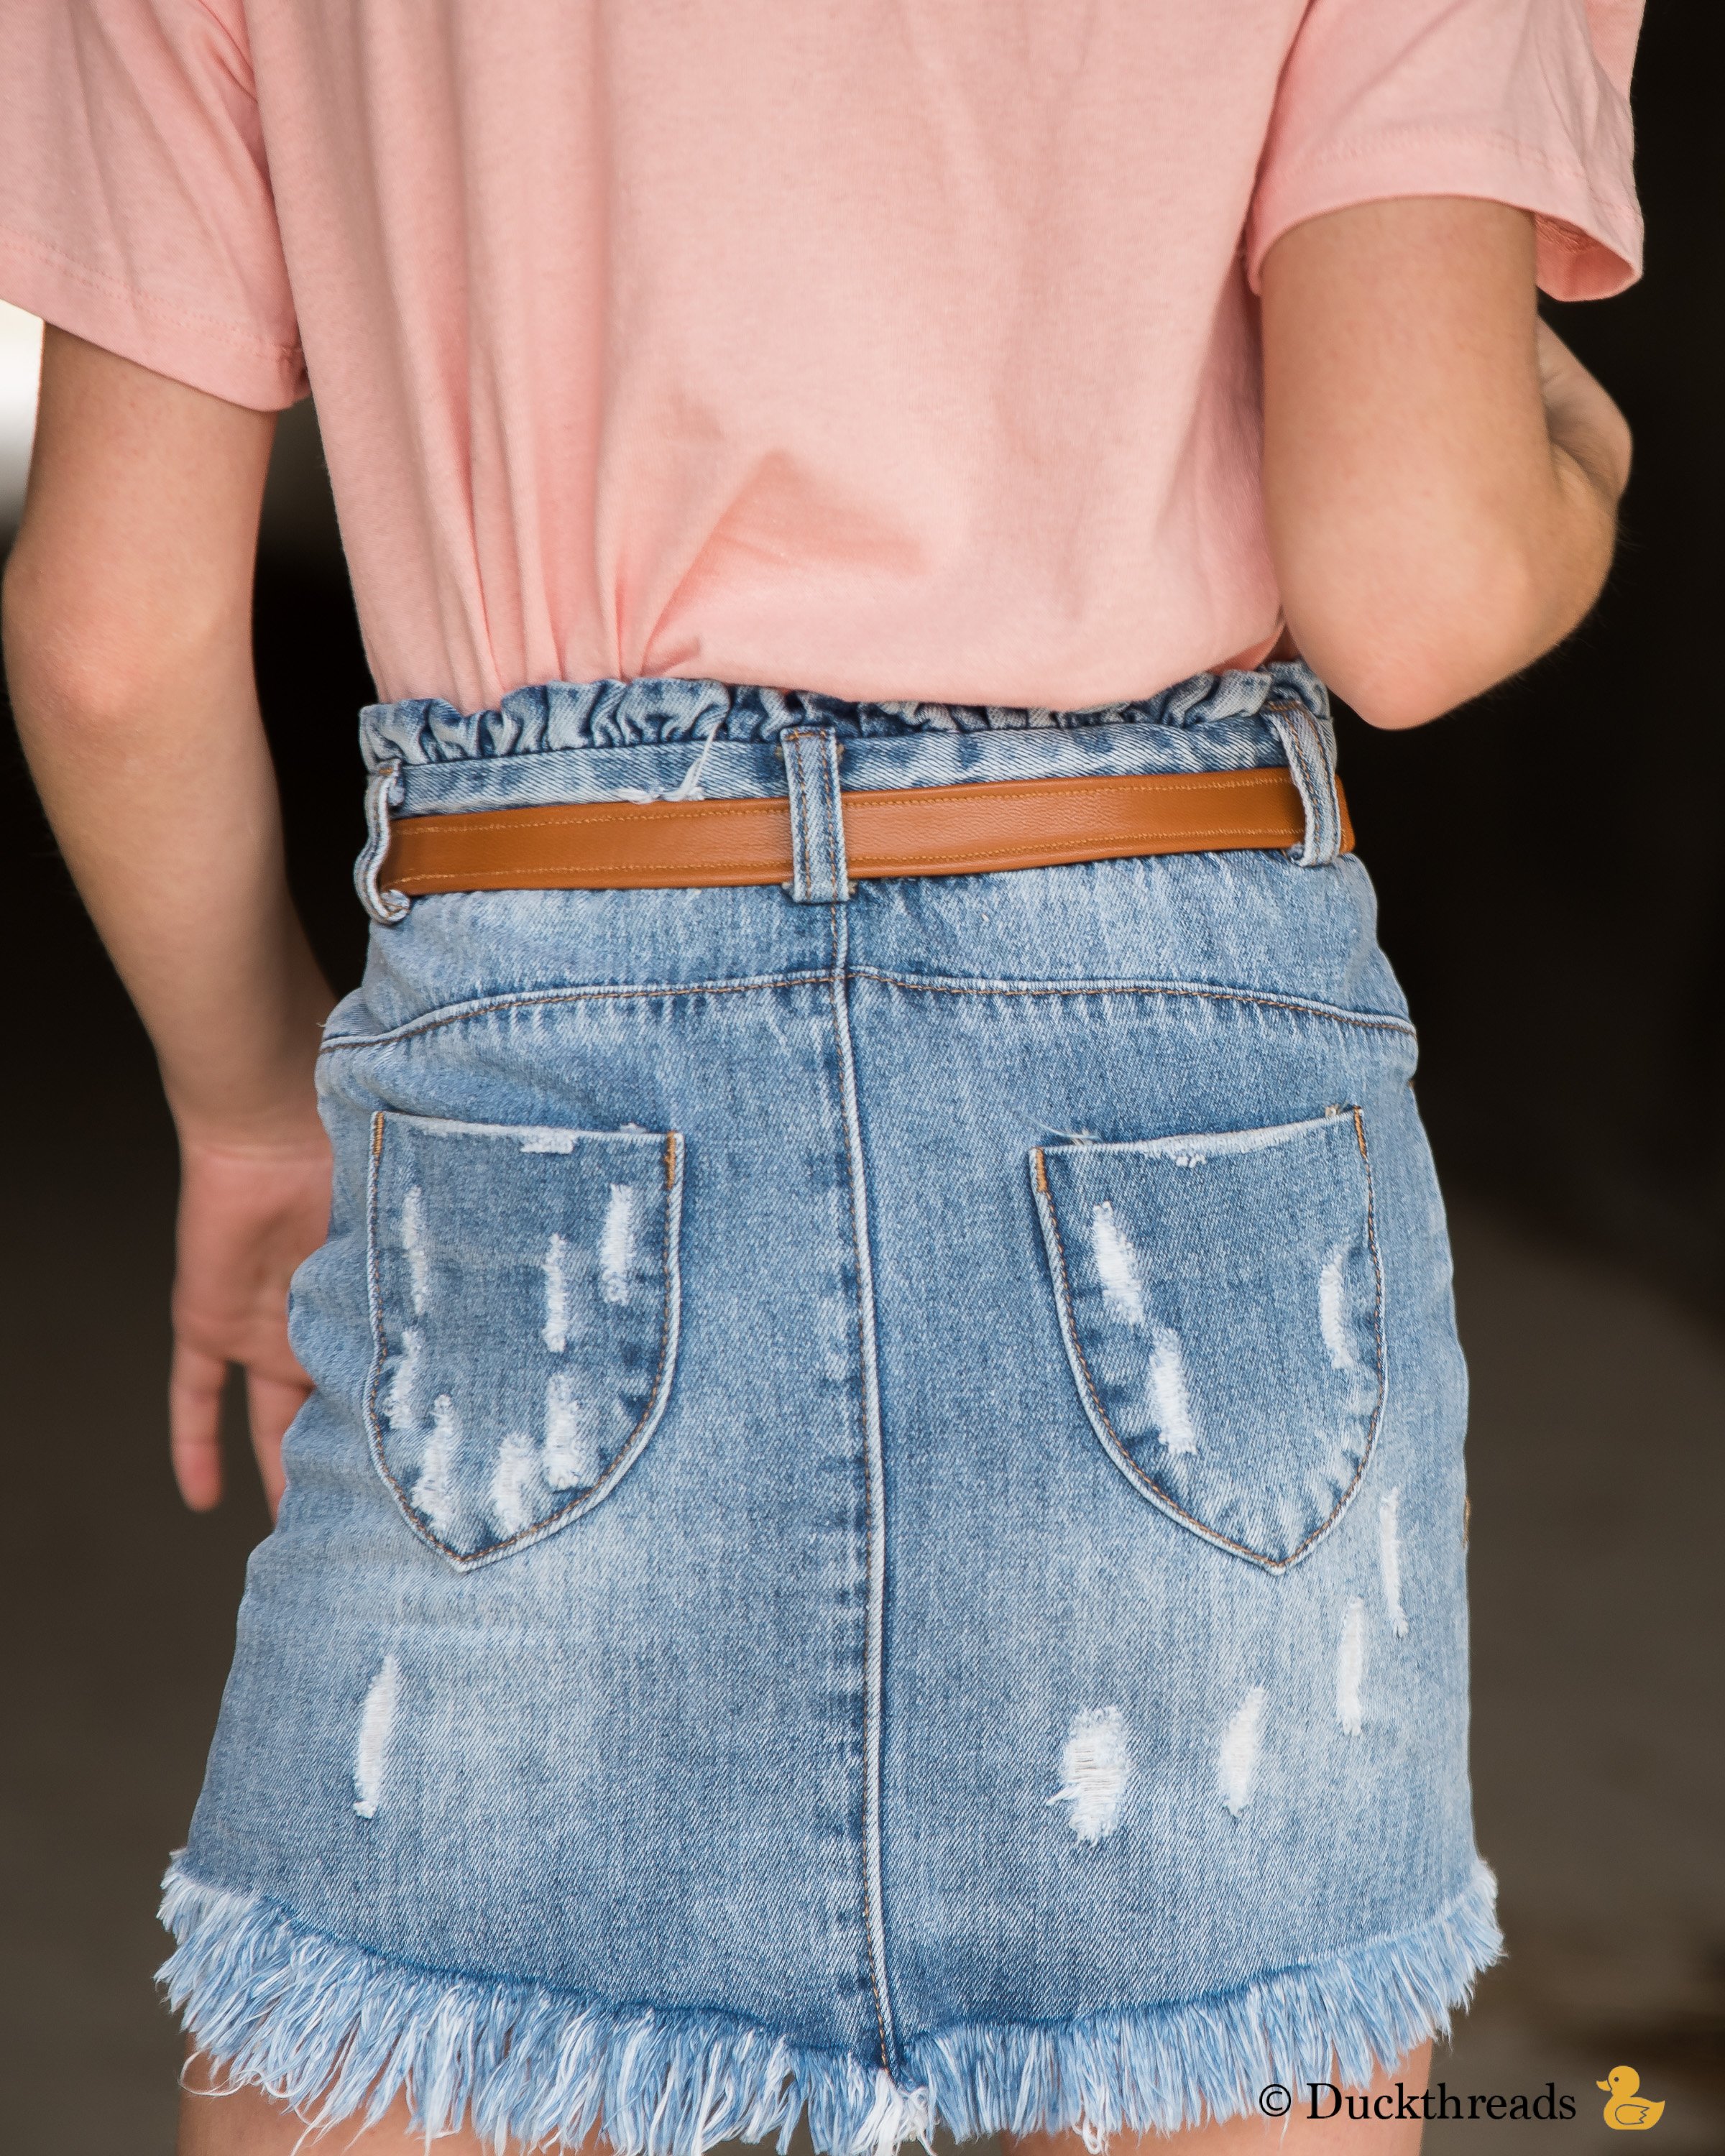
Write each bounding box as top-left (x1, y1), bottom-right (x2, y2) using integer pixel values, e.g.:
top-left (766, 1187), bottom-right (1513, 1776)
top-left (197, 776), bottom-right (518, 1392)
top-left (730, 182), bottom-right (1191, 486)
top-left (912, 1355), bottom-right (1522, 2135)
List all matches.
top-left (352, 1654), bottom-right (400, 1819)
top-left (1379, 1488), bottom-right (1409, 1637)
top-left (1318, 1244), bottom-right (1356, 1372)
top-left (382, 1325), bottom-right (423, 1434)
top-left (543, 1371), bottom-right (596, 1490)
top-left (1034, 1112), bottom-right (1383, 1572)
top-left (1336, 1596), bottom-right (1367, 1736)
top-left (1090, 1202), bottom-right (1144, 1325)
top-left (599, 1185), bottom-right (638, 1306)
top-left (401, 1185), bottom-right (431, 1315)
top-left (367, 1112), bottom-right (682, 1565)
top-left (1218, 1685), bottom-right (1269, 1817)
top-left (542, 1234), bottom-right (570, 1355)
top-left (489, 1432), bottom-right (539, 1538)
top-left (1047, 1706), bottom-right (1131, 1843)
top-left (1147, 1330), bottom-right (1197, 1454)
top-left (412, 1396), bottom-right (461, 1539)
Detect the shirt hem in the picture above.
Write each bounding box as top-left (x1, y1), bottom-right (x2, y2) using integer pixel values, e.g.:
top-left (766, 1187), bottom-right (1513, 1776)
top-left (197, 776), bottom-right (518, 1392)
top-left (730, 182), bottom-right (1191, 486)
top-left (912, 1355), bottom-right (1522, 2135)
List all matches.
top-left (1248, 125), bottom-right (1643, 302)
top-left (0, 224), bottom-right (306, 410)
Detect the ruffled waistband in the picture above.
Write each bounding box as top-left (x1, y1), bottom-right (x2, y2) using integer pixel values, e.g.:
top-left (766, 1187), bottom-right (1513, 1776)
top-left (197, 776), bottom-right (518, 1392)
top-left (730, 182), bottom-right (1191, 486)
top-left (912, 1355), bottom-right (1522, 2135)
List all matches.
top-left (359, 664), bottom-right (1328, 770)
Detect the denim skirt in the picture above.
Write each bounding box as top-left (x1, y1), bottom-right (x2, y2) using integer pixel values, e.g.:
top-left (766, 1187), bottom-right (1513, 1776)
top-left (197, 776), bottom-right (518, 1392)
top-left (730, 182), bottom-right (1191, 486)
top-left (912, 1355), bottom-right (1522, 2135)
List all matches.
top-left (160, 664), bottom-right (1499, 2151)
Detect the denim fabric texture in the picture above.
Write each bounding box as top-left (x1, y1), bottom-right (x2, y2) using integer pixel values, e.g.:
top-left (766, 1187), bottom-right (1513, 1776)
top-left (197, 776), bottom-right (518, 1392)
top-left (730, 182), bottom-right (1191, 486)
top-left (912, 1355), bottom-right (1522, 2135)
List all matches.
top-left (161, 663), bottom-right (1499, 2150)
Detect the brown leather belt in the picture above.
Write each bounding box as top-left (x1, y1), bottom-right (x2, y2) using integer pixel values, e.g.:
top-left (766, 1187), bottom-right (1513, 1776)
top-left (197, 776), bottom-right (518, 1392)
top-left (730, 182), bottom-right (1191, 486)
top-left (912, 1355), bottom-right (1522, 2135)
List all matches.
top-left (381, 765), bottom-right (1349, 894)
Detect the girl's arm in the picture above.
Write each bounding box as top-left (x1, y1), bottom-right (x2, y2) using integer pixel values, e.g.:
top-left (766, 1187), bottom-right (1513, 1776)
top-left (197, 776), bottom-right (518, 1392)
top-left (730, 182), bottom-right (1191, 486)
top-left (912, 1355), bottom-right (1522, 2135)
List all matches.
top-left (1262, 195), bottom-right (1632, 729)
top-left (2, 328), bottom-right (333, 1514)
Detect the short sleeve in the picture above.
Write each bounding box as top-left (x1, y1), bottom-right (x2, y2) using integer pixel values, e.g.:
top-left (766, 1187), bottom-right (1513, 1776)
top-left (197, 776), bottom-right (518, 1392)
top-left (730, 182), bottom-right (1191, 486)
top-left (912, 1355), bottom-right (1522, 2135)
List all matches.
top-left (0, 0), bottom-right (304, 407)
top-left (1247, 0), bottom-right (1644, 302)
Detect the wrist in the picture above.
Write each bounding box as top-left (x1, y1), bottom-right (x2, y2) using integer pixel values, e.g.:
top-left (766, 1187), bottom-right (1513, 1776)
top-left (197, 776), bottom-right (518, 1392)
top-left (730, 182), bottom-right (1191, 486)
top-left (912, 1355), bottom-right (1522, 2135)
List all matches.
top-left (172, 1092), bottom-right (330, 1158)
top-left (162, 941), bottom-right (336, 1146)
top-left (166, 1013), bottom-right (335, 1156)
top-left (1549, 421), bottom-right (1628, 531)
top-left (1517, 441), bottom-right (1619, 667)
top-left (1539, 371), bottom-right (1631, 511)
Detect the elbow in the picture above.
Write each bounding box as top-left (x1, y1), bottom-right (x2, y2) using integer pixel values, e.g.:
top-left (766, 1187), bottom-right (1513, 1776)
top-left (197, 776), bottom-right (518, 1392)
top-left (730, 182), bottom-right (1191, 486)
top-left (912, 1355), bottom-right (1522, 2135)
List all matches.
top-left (2, 539), bottom-right (115, 727)
top-left (1280, 533), bottom-right (1576, 732)
top-left (4, 535), bottom-right (234, 737)
top-left (1298, 635), bottom-right (1504, 732)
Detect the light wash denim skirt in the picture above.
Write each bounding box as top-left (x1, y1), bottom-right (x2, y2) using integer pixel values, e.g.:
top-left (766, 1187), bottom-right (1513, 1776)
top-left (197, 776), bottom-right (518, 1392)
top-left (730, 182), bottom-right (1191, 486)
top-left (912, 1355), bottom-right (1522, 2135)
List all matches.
top-left (161, 664), bottom-right (1499, 2151)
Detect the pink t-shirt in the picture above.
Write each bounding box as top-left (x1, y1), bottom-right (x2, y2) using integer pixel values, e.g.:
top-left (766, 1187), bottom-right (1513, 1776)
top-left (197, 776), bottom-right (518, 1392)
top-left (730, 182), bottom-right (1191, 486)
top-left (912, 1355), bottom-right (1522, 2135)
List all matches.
top-left (0, 0), bottom-right (1642, 715)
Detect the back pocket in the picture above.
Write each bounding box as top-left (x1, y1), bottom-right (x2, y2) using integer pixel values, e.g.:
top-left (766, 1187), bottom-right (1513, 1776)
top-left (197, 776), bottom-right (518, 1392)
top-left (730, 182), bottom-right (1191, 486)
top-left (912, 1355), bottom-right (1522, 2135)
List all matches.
top-left (364, 1110), bottom-right (684, 1568)
top-left (1031, 1109), bottom-right (1382, 1571)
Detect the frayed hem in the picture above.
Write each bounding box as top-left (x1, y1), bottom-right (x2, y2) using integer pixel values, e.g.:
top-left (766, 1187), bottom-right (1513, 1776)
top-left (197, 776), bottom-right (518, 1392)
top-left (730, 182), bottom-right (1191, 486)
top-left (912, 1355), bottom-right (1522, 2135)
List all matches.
top-left (160, 1858), bottom-right (1499, 2153)
top-left (908, 1863), bottom-right (1501, 2143)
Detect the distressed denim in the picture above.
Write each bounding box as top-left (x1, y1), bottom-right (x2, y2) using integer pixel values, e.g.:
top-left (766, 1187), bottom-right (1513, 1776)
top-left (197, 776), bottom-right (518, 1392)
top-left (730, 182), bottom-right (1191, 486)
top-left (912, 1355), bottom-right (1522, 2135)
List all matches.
top-left (162, 663), bottom-right (1498, 2152)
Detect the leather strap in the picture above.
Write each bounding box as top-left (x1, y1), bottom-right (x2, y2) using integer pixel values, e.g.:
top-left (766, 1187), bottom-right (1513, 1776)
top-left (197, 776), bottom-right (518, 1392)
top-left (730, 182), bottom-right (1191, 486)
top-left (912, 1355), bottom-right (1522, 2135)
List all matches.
top-left (381, 765), bottom-right (1350, 894)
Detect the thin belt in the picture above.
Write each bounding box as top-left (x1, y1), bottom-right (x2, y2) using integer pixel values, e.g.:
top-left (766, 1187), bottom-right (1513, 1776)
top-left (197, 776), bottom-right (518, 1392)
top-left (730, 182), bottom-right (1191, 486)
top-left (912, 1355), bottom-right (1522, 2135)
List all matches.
top-left (379, 763), bottom-right (1352, 897)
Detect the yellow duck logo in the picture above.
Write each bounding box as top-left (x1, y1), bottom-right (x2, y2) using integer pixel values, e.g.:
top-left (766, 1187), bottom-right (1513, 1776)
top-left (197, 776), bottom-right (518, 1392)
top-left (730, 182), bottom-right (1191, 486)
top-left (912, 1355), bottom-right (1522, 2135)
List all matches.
top-left (1598, 2067), bottom-right (1665, 2131)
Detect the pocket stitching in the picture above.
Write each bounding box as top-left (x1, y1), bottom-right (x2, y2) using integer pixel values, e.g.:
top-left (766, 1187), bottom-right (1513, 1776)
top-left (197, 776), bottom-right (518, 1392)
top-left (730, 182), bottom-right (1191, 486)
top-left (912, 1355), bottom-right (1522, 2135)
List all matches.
top-left (362, 1111), bottom-right (684, 1568)
top-left (1031, 1105), bottom-right (1385, 1573)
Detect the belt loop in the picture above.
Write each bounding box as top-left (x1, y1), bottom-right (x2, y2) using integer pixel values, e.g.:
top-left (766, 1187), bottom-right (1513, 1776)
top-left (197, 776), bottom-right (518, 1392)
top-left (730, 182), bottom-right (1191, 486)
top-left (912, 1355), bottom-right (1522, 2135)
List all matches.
top-left (1262, 700), bottom-right (1344, 868)
top-left (782, 729), bottom-right (851, 903)
top-left (356, 760), bottom-right (412, 923)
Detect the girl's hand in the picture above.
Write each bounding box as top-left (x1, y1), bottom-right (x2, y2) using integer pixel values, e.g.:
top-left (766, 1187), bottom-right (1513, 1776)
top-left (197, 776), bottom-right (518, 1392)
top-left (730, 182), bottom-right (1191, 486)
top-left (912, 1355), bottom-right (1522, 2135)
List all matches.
top-left (1535, 316), bottom-right (1632, 505)
top-left (169, 1119), bottom-right (333, 1516)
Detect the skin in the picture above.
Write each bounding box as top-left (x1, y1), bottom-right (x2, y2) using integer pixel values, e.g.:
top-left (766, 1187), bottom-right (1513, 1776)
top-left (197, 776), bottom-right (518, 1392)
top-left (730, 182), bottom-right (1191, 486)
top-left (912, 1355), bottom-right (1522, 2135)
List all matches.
top-left (1261, 198), bottom-right (1629, 727)
top-left (1, 195), bottom-right (1628, 2155)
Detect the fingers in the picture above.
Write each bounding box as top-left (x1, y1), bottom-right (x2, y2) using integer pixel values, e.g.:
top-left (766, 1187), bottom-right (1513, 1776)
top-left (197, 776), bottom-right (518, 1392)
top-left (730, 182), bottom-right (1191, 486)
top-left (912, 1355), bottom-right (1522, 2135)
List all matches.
top-left (1534, 316), bottom-right (1588, 400)
top-left (1532, 320), bottom-right (1632, 502)
top-left (246, 1370), bottom-right (310, 1520)
top-left (169, 1137), bottom-right (330, 1519)
top-left (170, 1339), bottom-right (229, 1511)
top-left (168, 1345), bottom-right (310, 1518)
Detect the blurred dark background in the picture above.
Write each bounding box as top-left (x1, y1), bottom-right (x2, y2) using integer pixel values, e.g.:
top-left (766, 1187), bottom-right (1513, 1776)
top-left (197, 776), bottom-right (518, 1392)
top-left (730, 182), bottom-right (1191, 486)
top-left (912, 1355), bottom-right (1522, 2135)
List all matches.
top-left (2, 5), bottom-right (1721, 2148)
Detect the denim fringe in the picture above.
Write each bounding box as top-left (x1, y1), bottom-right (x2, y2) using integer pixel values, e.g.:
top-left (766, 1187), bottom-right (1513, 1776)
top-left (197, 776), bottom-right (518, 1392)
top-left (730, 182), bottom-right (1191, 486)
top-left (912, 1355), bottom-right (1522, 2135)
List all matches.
top-left (160, 1858), bottom-right (1499, 2152)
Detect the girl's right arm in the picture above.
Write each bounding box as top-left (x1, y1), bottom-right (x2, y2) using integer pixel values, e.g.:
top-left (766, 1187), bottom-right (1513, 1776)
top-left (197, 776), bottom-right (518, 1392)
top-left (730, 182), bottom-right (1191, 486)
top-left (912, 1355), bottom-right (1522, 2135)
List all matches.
top-left (3, 328), bottom-right (332, 1514)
